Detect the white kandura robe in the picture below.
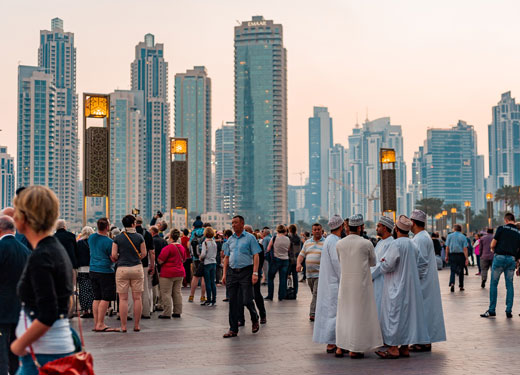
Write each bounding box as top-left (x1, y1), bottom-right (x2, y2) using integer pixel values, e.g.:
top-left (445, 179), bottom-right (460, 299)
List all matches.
top-left (335, 235), bottom-right (383, 352)
top-left (371, 236), bottom-right (394, 320)
top-left (412, 230), bottom-right (447, 343)
top-left (313, 234), bottom-right (341, 344)
top-left (380, 237), bottom-right (431, 346)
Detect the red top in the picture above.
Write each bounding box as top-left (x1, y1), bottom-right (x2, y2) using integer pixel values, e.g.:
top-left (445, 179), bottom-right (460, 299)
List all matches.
top-left (158, 244), bottom-right (186, 278)
top-left (181, 236), bottom-right (191, 259)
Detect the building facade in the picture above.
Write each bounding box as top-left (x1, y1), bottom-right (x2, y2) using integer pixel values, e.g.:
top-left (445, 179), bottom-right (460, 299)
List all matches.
top-left (411, 120), bottom-right (484, 211)
top-left (174, 66), bottom-right (212, 214)
top-left (288, 184), bottom-right (308, 223)
top-left (0, 147), bottom-right (15, 209)
top-left (234, 16), bottom-right (288, 227)
top-left (17, 66), bottom-right (56, 189)
top-left (308, 106), bottom-right (333, 221)
top-left (347, 117), bottom-right (407, 222)
top-left (131, 33), bottom-right (170, 220)
top-left (109, 90), bottom-right (145, 224)
top-left (488, 91), bottom-right (520, 192)
top-left (328, 143), bottom-right (348, 218)
top-left (215, 122), bottom-right (236, 217)
top-left (38, 18), bottom-right (78, 223)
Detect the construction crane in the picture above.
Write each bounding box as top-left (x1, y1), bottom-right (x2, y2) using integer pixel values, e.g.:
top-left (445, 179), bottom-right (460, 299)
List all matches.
top-left (293, 171), bottom-right (305, 186)
top-left (329, 177), bottom-right (379, 222)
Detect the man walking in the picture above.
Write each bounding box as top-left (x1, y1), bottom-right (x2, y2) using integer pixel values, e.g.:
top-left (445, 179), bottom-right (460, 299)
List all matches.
top-left (266, 225), bottom-right (290, 301)
top-left (481, 213), bottom-right (520, 318)
top-left (135, 217), bottom-right (155, 318)
top-left (445, 224), bottom-right (468, 292)
top-left (410, 210), bottom-right (446, 351)
top-left (297, 223), bottom-right (324, 321)
top-left (313, 215), bottom-right (343, 355)
top-left (0, 216), bottom-right (30, 375)
top-left (335, 214), bottom-right (382, 358)
top-left (222, 216), bottom-right (261, 338)
top-left (479, 228), bottom-right (494, 288)
top-left (371, 216), bottom-right (395, 318)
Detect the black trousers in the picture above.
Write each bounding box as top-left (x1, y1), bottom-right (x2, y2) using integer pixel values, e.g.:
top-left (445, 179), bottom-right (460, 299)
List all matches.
top-left (449, 253), bottom-right (466, 288)
top-left (0, 323), bottom-right (18, 375)
top-left (227, 265), bottom-right (258, 332)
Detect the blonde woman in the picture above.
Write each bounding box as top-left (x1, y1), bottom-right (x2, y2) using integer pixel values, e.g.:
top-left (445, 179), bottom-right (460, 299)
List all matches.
top-left (200, 227), bottom-right (218, 306)
top-left (76, 226), bottom-right (95, 318)
top-left (10, 186), bottom-right (76, 374)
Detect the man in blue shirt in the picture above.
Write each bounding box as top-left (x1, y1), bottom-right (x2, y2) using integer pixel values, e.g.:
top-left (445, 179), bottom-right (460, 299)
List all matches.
top-left (445, 224), bottom-right (468, 292)
top-left (222, 215), bottom-right (262, 338)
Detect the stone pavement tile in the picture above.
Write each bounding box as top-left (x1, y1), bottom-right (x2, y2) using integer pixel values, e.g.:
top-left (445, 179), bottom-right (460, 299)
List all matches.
top-left (79, 269), bottom-right (520, 375)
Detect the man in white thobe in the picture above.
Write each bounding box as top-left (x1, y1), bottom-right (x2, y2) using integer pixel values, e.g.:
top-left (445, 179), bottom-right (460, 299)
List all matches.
top-left (371, 216), bottom-right (395, 319)
top-left (410, 210), bottom-right (446, 352)
top-left (336, 214), bottom-right (383, 358)
top-left (313, 215), bottom-right (343, 354)
top-left (376, 215), bottom-right (430, 359)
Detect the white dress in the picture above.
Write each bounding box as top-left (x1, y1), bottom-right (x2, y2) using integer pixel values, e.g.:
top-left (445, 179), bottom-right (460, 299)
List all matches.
top-left (371, 236), bottom-right (394, 319)
top-left (379, 237), bottom-right (431, 346)
top-left (412, 230), bottom-right (447, 343)
top-left (335, 235), bottom-right (383, 352)
top-left (313, 234), bottom-right (340, 345)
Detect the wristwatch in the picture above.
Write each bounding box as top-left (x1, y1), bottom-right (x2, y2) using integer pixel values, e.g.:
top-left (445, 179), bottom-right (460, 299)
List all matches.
top-left (253, 272), bottom-right (259, 276)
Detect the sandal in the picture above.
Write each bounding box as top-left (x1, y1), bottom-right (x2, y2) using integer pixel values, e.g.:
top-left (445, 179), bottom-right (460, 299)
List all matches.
top-left (95, 326), bottom-right (121, 332)
top-left (223, 331), bottom-right (238, 338)
top-left (335, 348), bottom-right (348, 358)
top-left (409, 344), bottom-right (431, 353)
top-left (399, 348), bottom-right (410, 358)
top-left (326, 345), bottom-right (337, 354)
top-left (349, 352), bottom-right (364, 359)
top-left (375, 350), bottom-right (399, 359)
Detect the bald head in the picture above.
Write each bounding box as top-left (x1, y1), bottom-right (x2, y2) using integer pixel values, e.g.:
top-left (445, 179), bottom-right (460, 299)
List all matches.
top-left (1, 207), bottom-right (14, 218)
top-left (244, 225), bottom-right (253, 234)
top-left (56, 219), bottom-right (66, 230)
top-left (0, 215), bottom-right (15, 235)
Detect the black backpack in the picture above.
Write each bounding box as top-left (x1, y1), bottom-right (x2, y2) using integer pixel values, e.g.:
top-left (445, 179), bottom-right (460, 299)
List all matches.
top-left (191, 231), bottom-right (205, 258)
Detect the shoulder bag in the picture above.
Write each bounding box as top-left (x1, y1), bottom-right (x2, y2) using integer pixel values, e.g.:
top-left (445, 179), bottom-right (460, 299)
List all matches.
top-left (123, 232), bottom-right (141, 259)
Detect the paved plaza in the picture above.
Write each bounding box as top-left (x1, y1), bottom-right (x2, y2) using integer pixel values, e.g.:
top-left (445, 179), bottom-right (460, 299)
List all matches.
top-left (81, 268), bottom-right (520, 375)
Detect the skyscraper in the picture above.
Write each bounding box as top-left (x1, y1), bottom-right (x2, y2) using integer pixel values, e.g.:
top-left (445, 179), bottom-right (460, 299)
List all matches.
top-left (109, 90), bottom-right (145, 223)
top-left (411, 120), bottom-right (484, 210)
top-left (215, 122), bottom-right (236, 217)
top-left (131, 34), bottom-right (170, 220)
top-left (346, 117), bottom-right (407, 221)
top-left (308, 106), bottom-right (333, 221)
top-left (174, 66), bottom-right (211, 214)
top-left (39, 18), bottom-right (78, 222)
top-left (488, 91), bottom-right (520, 192)
top-left (17, 66), bottom-right (56, 189)
top-left (0, 146), bottom-right (15, 209)
top-left (234, 16), bottom-right (288, 227)
top-left (328, 143), bottom-right (347, 218)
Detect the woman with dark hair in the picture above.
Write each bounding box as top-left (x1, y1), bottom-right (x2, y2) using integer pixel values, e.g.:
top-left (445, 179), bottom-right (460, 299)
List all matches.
top-left (76, 226), bottom-right (95, 318)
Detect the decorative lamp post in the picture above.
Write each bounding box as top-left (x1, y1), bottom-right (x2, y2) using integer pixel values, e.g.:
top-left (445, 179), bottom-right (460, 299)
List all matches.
top-left (170, 138), bottom-right (189, 229)
top-left (379, 148), bottom-right (397, 221)
top-left (464, 201), bottom-right (471, 234)
top-left (451, 207), bottom-right (457, 227)
top-left (442, 210), bottom-right (448, 236)
top-left (486, 193), bottom-right (494, 228)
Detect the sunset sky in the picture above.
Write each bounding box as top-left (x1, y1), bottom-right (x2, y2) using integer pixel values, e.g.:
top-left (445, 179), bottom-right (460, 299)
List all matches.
top-left (3, 0), bottom-right (520, 185)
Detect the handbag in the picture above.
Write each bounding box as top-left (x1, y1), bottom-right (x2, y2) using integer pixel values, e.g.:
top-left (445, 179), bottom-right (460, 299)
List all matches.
top-left (24, 310), bottom-right (94, 375)
top-left (123, 231), bottom-right (142, 259)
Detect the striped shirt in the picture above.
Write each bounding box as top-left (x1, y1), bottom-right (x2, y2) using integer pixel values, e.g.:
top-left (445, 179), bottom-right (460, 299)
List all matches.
top-left (300, 237), bottom-right (324, 279)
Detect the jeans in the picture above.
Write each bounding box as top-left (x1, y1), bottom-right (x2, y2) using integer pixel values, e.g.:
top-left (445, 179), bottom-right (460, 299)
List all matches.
top-left (488, 255), bottom-right (516, 313)
top-left (449, 253), bottom-right (466, 287)
top-left (16, 352), bottom-right (74, 375)
top-left (0, 323), bottom-right (17, 375)
top-left (307, 277), bottom-right (319, 316)
top-left (267, 258), bottom-right (289, 300)
top-left (204, 263), bottom-right (217, 303)
top-left (227, 265), bottom-right (258, 332)
top-left (287, 263), bottom-right (299, 296)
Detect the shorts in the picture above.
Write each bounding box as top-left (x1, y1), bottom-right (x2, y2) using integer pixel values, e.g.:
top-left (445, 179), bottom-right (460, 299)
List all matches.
top-left (115, 265), bottom-right (144, 293)
top-left (89, 271), bottom-right (116, 301)
top-left (192, 260), bottom-right (205, 278)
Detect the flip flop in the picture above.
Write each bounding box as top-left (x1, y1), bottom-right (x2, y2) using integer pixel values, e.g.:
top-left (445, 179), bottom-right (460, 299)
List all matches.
top-left (375, 350), bottom-right (399, 359)
top-left (95, 327), bottom-right (120, 333)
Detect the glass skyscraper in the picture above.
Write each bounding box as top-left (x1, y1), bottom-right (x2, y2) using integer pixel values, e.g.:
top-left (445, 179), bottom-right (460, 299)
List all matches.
top-left (234, 16), bottom-right (288, 227)
top-left (17, 66), bottom-right (56, 189)
top-left (174, 66), bottom-right (212, 214)
top-left (328, 143), bottom-right (347, 218)
top-left (488, 91), bottom-right (520, 192)
top-left (215, 122), bottom-right (236, 217)
top-left (0, 146), bottom-right (15, 209)
top-left (109, 90), bottom-right (145, 223)
top-left (131, 34), bottom-right (170, 220)
top-left (308, 106), bottom-right (333, 221)
top-left (38, 18), bottom-right (78, 223)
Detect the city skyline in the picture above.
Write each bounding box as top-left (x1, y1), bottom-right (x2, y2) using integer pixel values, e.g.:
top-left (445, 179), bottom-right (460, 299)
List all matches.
top-left (3, 1), bottom-right (520, 186)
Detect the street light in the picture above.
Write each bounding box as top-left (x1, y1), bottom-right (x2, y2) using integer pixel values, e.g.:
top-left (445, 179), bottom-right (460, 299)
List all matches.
top-left (442, 210), bottom-right (448, 236)
top-left (451, 207), bottom-right (457, 227)
top-left (486, 193), bottom-right (494, 228)
top-left (464, 201), bottom-right (471, 234)
top-left (379, 148), bottom-right (397, 221)
top-left (170, 137), bottom-right (189, 229)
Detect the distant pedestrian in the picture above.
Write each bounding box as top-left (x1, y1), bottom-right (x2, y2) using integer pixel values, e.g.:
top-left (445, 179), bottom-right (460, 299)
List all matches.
top-left (76, 226), bottom-right (95, 318)
top-left (371, 216), bottom-right (395, 319)
top-left (266, 225), bottom-right (290, 301)
top-left (200, 227), bottom-right (218, 306)
top-left (445, 224), bottom-right (468, 292)
top-left (479, 228), bottom-right (494, 288)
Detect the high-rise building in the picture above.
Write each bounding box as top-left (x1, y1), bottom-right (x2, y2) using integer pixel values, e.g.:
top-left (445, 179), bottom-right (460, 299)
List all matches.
top-left (488, 91), bottom-right (520, 192)
top-left (328, 143), bottom-right (347, 218)
top-left (131, 33), bottom-right (170, 220)
top-left (109, 90), bottom-right (145, 224)
top-left (288, 184), bottom-right (308, 223)
top-left (0, 146), bottom-right (15, 209)
top-left (39, 18), bottom-right (78, 222)
top-left (346, 117), bottom-right (407, 222)
top-left (234, 16), bottom-right (288, 227)
top-left (308, 107), bottom-right (333, 221)
top-left (411, 120), bottom-right (484, 210)
top-left (17, 65), bottom-right (56, 189)
top-left (174, 66), bottom-right (212, 214)
top-left (215, 122), bottom-right (236, 217)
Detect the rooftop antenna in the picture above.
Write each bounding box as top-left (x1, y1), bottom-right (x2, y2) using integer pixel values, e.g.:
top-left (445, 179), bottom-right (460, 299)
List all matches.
top-left (365, 107), bottom-right (369, 122)
top-left (355, 112), bottom-right (359, 128)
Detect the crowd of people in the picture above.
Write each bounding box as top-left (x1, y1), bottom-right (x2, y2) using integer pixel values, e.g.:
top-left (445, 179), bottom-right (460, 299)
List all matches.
top-left (2, 185), bottom-right (520, 373)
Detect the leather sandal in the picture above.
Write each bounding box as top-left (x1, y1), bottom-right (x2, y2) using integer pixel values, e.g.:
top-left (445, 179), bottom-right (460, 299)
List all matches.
top-left (326, 345), bottom-right (337, 353)
top-left (223, 331), bottom-right (238, 338)
top-left (375, 350), bottom-right (399, 359)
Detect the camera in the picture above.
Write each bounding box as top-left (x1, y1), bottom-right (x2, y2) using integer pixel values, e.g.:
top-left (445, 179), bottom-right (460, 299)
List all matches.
top-left (156, 211), bottom-right (163, 218)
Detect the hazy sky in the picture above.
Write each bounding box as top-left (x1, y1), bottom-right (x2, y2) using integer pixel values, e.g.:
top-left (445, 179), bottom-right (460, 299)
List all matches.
top-left (3, 0), bottom-right (520, 185)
